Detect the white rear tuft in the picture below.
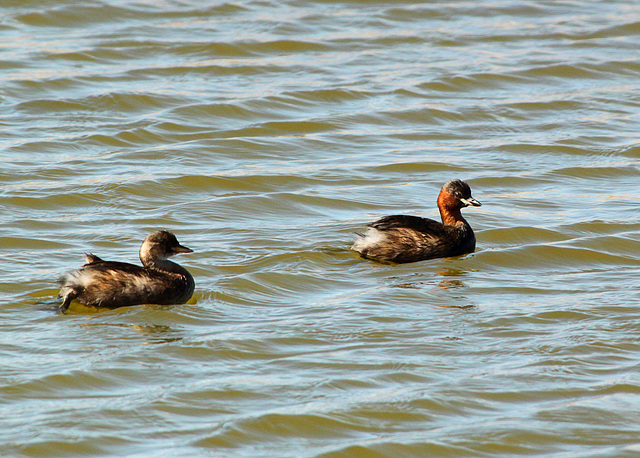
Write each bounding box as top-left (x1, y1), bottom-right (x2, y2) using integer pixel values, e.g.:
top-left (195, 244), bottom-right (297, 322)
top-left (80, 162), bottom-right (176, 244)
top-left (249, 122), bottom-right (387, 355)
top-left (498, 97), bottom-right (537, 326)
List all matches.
top-left (351, 227), bottom-right (387, 252)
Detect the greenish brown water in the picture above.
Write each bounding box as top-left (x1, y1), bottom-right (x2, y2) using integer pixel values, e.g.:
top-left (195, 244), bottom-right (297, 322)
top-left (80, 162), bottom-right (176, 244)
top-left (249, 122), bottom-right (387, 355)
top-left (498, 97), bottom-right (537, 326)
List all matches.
top-left (2, 1), bottom-right (640, 456)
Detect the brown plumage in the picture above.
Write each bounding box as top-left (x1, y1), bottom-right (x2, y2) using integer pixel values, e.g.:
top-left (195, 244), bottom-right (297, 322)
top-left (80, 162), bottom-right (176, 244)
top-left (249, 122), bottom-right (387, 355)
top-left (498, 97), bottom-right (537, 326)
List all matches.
top-left (58, 231), bottom-right (195, 312)
top-left (351, 179), bottom-right (481, 263)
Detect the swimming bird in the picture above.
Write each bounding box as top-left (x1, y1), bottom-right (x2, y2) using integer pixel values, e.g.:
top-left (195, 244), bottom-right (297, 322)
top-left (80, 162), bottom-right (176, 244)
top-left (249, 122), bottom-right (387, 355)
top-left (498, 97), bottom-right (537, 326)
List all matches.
top-left (59, 230), bottom-right (195, 312)
top-left (351, 179), bottom-right (481, 263)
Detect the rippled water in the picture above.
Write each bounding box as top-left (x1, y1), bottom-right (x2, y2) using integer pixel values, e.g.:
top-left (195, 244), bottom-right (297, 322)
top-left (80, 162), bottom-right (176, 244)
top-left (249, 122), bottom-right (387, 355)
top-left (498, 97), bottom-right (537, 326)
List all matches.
top-left (2, 0), bottom-right (640, 456)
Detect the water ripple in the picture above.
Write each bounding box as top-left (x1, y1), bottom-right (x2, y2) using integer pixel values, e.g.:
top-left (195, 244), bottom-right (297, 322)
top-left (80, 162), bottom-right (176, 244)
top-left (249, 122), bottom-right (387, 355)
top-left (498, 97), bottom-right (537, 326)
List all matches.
top-left (2, 0), bottom-right (640, 456)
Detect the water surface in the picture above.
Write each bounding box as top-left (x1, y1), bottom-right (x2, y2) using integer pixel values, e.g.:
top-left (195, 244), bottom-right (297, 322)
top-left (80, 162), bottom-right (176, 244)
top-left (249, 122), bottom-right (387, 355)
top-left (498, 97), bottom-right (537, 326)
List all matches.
top-left (2, 0), bottom-right (640, 456)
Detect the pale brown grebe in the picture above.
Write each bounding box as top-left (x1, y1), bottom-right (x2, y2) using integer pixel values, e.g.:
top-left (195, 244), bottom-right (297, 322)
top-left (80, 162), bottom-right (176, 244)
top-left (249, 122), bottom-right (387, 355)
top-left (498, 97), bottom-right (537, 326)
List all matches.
top-left (351, 179), bottom-right (481, 263)
top-left (59, 230), bottom-right (194, 312)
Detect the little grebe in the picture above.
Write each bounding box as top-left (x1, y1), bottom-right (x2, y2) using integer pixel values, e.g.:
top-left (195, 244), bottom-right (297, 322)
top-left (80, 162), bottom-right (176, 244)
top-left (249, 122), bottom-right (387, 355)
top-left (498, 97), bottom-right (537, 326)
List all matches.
top-left (59, 230), bottom-right (195, 312)
top-left (351, 179), bottom-right (481, 263)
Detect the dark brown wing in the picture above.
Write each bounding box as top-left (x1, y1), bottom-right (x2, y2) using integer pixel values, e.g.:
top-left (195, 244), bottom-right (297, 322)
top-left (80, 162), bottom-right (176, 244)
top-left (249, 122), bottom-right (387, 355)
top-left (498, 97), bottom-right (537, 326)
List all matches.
top-left (82, 260), bottom-right (146, 274)
top-left (368, 215), bottom-right (448, 237)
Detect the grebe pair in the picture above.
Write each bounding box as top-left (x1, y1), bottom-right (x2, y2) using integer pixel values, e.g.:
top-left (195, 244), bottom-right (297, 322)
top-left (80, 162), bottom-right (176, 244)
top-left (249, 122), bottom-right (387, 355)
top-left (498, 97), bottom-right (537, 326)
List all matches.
top-left (58, 179), bottom-right (480, 312)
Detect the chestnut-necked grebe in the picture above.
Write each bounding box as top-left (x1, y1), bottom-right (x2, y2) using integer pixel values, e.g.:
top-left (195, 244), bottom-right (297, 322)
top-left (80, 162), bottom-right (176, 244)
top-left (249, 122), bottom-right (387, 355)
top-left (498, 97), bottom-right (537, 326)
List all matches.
top-left (59, 230), bottom-right (195, 312)
top-left (351, 179), bottom-right (481, 263)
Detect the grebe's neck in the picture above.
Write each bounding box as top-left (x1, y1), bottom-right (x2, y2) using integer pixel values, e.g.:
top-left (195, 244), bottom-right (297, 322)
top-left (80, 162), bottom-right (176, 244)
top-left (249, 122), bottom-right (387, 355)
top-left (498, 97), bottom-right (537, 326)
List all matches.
top-left (140, 245), bottom-right (189, 276)
top-left (142, 256), bottom-right (190, 275)
top-left (437, 189), bottom-right (466, 227)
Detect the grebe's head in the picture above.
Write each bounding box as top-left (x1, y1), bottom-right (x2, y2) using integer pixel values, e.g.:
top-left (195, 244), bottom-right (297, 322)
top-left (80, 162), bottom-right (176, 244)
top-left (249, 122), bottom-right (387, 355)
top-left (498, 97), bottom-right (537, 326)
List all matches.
top-left (441, 179), bottom-right (481, 208)
top-left (140, 230), bottom-right (193, 262)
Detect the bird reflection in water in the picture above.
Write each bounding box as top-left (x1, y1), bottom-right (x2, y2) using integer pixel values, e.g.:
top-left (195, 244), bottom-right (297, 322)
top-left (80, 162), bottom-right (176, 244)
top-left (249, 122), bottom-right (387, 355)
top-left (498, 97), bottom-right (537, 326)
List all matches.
top-left (437, 267), bottom-right (467, 290)
top-left (77, 320), bottom-right (184, 345)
